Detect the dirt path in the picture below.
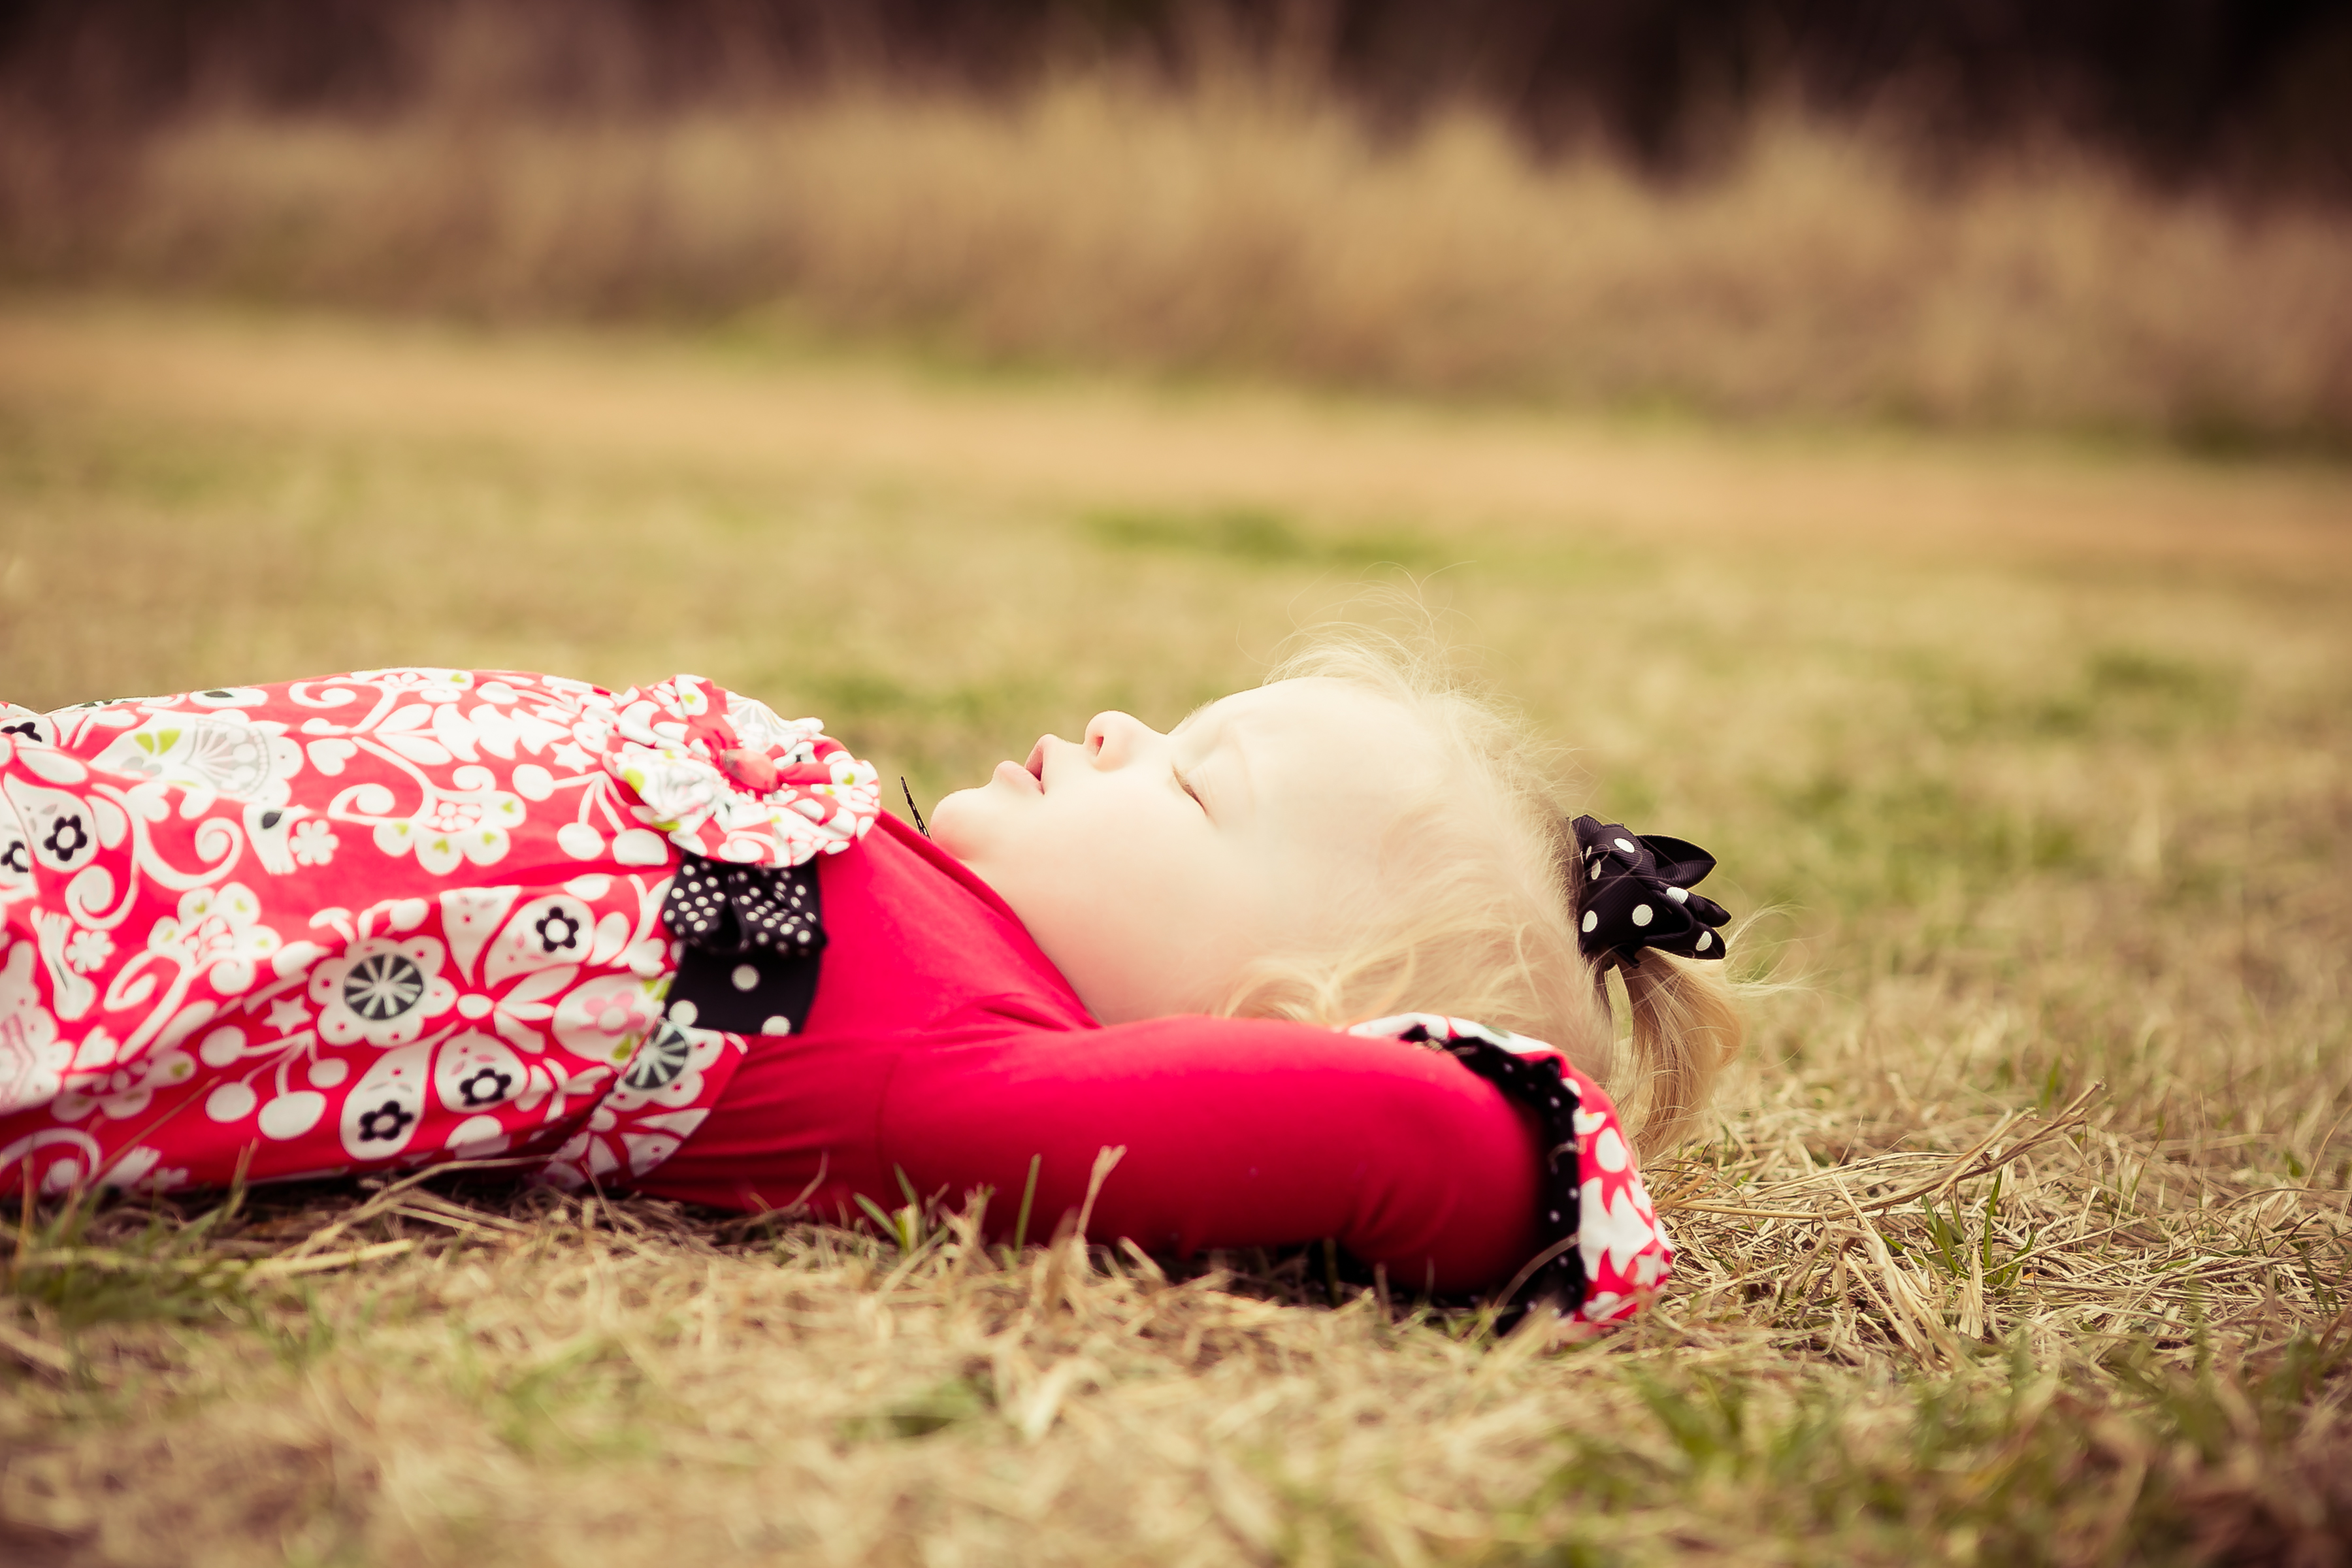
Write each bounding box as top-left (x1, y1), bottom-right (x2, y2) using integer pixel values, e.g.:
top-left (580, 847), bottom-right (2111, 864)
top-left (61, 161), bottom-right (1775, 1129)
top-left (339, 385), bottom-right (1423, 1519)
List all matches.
top-left (5, 297), bottom-right (2346, 574)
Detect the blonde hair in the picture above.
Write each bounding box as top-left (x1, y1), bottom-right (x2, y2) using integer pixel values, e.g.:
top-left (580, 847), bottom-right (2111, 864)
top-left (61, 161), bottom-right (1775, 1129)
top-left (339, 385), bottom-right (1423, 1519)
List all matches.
top-left (1212, 619), bottom-right (1742, 1158)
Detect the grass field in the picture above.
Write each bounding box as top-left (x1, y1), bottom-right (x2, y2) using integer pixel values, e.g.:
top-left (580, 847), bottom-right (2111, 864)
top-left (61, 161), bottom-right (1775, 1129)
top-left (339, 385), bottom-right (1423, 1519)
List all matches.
top-left (1, 297), bottom-right (2349, 1565)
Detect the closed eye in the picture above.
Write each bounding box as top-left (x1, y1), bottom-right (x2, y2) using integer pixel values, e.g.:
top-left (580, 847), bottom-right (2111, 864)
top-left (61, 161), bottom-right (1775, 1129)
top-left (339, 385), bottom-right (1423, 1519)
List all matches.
top-left (1173, 763), bottom-right (1205, 809)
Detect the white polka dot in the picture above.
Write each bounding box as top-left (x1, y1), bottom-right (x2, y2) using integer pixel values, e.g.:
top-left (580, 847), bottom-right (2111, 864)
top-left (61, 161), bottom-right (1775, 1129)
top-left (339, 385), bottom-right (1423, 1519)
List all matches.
top-left (1666, 887), bottom-right (1688, 903)
top-left (1590, 862), bottom-right (1601, 881)
top-left (1631, 904), bottom-right (1652, 927)
top-left (1614, 837), bottom-right (1635, 853)
top-left (1580, 911), bottom-right (1598, 933)
top-left (731, 964), bottom-right (760, 991)
top-left (669, 999), bottom-right (699, 1026)
top-left (1696, 931), bottom-right (1712, 951)
top-left (760, 1015), bottom-right (792, 1035)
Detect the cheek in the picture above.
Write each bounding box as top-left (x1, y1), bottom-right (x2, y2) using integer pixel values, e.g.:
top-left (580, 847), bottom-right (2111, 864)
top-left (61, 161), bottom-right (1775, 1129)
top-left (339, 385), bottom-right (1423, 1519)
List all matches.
top-left (1021, 844), bottom-right (1249, 1019)
top-left (934, 777), bottom-right (1215, 941)
top-left (1011, 803), bottom-right (1151, 905)
top-left (1015, 802), bottom-right (1194, 928)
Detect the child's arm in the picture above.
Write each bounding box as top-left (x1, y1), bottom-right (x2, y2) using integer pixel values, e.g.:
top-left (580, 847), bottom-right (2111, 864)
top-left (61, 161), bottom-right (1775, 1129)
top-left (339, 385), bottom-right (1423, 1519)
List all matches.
top-left (634, 1011), bottom-right (1548, 1294)
top-left (879, 1015), bottom-right (1547, 1293)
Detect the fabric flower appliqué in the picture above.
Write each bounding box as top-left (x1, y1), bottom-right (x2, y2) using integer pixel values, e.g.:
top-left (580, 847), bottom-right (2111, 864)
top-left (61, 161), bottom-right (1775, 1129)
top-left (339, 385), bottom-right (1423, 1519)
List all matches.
top-left (596, 676), bottom-right (879, 870)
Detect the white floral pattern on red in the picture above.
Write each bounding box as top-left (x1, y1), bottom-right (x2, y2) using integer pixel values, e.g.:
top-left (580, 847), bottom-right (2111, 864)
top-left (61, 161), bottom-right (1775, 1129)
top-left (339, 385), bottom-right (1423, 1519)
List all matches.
top-left (0, 670), bottom-right (878, 1198)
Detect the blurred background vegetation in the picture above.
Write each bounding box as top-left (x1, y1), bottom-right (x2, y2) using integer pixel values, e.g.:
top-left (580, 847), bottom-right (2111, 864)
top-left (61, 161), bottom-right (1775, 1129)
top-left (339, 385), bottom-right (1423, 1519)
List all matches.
top-left (3, 0), bottom-right (2349, 448)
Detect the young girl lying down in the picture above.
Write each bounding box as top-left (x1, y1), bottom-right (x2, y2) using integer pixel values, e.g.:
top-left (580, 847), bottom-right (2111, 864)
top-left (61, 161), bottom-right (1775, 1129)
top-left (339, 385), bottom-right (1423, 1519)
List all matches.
top-left (0, 632), bottom-right (1739, 1324)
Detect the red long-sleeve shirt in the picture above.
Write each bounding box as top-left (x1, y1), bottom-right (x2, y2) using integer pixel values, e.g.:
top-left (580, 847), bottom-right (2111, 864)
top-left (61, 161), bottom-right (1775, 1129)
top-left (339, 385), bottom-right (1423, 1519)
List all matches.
top-left (640, 815), bottom-right (1548, 1294)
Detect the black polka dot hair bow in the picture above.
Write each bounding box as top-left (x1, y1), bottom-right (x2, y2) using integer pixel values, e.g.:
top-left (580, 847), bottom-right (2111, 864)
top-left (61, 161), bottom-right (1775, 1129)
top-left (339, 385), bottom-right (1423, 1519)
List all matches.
top-left (1570, 815), bottom-right (1731, 967)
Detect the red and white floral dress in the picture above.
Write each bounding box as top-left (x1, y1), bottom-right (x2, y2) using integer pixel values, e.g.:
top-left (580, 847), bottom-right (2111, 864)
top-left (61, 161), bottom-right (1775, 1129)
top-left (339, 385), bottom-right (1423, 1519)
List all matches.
top-left (0, 668), bottom-right (1675, 1323)
top-left (0, 669), bottom-right (877, 1195)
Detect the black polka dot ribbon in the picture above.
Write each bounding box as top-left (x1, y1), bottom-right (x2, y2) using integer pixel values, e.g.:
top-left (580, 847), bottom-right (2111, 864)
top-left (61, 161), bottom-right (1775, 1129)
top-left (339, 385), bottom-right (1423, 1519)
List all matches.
top-left (660, 855), bottom-right (827, 1037)
top-left (663, 857), bottom-right (825, 956)
top-left (1385, 1019), bottom-right (1587, 1318)
top-left (1570, 815), bottom-right (1731, 968)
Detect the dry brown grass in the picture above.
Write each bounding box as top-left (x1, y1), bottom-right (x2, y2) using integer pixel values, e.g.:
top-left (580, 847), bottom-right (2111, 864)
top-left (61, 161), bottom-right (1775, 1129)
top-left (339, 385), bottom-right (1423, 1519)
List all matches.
top-left (0, 302), bottom-right (2349, 1565)
top-left (3, 1123), bottom-right (2344, 1568)
top-left (6, 78), bottom-right (2352, 445)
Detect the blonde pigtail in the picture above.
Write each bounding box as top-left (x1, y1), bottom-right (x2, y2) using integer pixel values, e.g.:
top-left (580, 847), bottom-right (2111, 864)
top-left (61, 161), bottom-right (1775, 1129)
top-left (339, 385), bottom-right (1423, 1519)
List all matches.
top-left (1614, 952), bottom-right (1744, 1159)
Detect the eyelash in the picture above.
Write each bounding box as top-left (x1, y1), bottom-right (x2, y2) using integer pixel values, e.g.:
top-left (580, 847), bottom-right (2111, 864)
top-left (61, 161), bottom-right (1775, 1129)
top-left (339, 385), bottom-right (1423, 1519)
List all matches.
top-left (1173, 764), bottom-right (1204, 807)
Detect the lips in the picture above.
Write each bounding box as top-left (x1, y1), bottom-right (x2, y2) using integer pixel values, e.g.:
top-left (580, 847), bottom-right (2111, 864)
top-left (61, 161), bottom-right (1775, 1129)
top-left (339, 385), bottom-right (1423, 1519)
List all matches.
top-left (989, 738), bottom-right (1053, 795)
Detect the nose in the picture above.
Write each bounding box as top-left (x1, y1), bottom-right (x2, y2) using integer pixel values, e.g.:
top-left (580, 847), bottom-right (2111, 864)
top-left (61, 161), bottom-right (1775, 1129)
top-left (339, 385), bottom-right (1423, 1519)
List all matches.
top-left (1083, 711), bottom-right (1158, 767)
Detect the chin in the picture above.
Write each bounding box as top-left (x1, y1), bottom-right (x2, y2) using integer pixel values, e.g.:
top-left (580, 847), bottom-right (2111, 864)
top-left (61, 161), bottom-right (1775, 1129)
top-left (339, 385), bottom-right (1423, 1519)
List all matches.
top-left (923, 787), bottom-right (988, 857)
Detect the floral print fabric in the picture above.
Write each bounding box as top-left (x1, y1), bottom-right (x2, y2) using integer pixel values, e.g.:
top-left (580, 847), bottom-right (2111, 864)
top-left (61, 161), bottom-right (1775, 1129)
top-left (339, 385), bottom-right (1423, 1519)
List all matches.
top-left (0, 670), bottom-right (879, 1197)
top-left (1347, 1014), bottom-right (1674, 1325)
